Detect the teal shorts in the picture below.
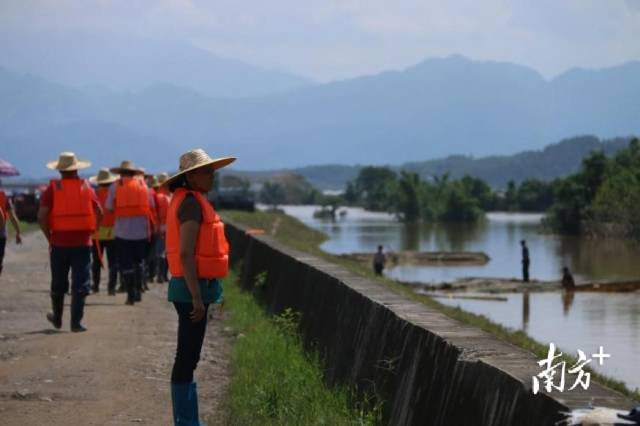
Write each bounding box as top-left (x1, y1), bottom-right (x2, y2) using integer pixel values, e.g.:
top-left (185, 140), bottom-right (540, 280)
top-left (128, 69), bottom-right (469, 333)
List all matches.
top-left (167, 277), bottom-right (224, 304)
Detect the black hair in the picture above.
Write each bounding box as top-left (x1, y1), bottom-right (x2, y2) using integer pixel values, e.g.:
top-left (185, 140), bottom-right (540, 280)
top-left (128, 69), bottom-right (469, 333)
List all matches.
top-left (168, 174), bottom-right (193, 192)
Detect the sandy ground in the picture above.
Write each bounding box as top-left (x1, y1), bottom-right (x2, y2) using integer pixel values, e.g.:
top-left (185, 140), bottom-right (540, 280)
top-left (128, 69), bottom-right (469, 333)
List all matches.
top-left (0, 232), bottom-right (232, 425)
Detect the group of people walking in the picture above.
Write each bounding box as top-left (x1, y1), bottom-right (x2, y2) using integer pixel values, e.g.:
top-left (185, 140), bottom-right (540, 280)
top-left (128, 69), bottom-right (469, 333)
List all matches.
top-left (36, 153), bottom-right (170, 332)
top-left (26, 148), bottom-right (235, 425)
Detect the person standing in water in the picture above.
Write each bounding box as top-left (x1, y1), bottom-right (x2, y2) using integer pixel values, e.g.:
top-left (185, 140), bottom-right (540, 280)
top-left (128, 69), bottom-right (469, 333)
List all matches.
top-left (521, 239), bottom-right (530, 282)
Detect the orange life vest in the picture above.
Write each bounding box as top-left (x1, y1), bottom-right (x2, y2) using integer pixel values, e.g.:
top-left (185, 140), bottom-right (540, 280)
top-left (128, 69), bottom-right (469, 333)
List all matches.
top-left (166, 189), bottom-right (229, 279)
top-left (49, 179), bottom-right (96, 232)
top-left (156, 192), bottom-right (170, 226)
top-left (96, 186), bottom-right (115, 227)
top-left (114, 177), bottom-right (151, 218)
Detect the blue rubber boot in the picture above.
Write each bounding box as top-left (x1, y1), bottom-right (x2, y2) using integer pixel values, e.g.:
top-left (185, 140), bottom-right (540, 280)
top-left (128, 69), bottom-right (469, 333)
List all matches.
top-left (189, 382), bottom-right (201, 425)
top-left (171, 382), bottom-right (201, 425)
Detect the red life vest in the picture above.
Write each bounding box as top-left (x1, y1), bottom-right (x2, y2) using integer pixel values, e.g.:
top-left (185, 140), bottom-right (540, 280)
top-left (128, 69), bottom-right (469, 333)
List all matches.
top-left (114, 177), bottom-right (151, 218)
top-left (0, 191), bottom-right (7, 227)
top-left (48, 179), bottom-right (96, 232)
top-left (166, 188), bottom-right (229, 279)
top-left (96, 186), bottom-right (115, 227)
top-left (156, 192), bottom-right (170, 226)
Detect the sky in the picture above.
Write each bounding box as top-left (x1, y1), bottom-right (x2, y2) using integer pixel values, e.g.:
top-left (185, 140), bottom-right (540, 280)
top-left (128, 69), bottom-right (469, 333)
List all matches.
top-left (1, 0), bottom-right (639, 82)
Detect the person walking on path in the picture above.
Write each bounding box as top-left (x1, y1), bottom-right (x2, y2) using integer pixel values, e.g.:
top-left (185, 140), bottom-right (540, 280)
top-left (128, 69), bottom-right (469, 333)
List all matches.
top-left (165, 148), bottom-right (235, 425)
top-left (154, 173), bottom-right (171, 283)
top-left (38, 152), bottom-right (102, 332)
top-left (373, 245), bottom-right (386, 276)
top-left (89, 169), bottom-right (119, 295)
top-left (106, 160), bottom-right (155, 305)
top-left (0, 181), bottom-right (22, 276)
top-left (145, 173), bottom-right (163, 284)
top-left (521, 239), bottom-right (530, 282)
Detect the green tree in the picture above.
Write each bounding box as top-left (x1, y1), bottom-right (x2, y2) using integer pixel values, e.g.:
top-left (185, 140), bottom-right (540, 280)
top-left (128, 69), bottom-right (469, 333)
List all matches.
top-left (396, 171), bottom-right (421, 222)
top-left (353, 166), bottom-right (397, 211)
top-left (516, 179), bottom-right (554, 212)
top-left (260, 182), bottom-right (287, 208)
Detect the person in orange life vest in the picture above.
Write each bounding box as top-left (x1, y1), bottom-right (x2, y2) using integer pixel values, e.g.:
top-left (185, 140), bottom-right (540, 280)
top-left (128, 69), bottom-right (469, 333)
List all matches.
top-left (164, 149), bottom-right (235, 426)
top-left (37, 152), bottom-right (102, 333)
top-left (106, 160), bottom-right (156, 305)
top-left (89, 168), bottom-right (119, 295)
top-left (144, 173), bottom-right (161, 284)
top-left (153, 173), bottom-right (171, 283)
top-left (0, 179), bottom-right (23, 277)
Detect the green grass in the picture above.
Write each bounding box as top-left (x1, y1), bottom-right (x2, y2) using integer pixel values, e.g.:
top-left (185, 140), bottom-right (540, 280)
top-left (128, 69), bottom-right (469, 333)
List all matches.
top-left (6, 221), bottom-right (39, 238)
top-left (222, 209), bottom-right (640, 401)
top-left (219, 268), bottom-right (382, 426)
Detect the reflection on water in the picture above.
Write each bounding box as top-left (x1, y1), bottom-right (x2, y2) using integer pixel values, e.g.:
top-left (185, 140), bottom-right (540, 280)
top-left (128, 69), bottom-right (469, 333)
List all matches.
top-left (437, 292), bottom-right (640, 391)
top-left (279, 206), bottom-right (640, 284)
top-left (275, 205), bottom-right (640, 392)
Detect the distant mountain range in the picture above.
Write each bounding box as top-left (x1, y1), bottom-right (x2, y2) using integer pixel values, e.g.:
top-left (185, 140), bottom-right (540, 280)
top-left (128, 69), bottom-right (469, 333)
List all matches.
top-left (1, 54), bottom-right (639, 178)
top-left (0, 31), bottom-right (311, 98)
top-left (267, 135), bottom-right (628, 190)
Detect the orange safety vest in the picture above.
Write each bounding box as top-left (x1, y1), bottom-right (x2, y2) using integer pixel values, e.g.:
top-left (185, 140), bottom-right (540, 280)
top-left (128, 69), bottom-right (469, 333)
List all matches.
top-left (156, 192), bottom-right (170, 226)
top-left (166, 188), bottom-right (229, 279)
top-left (96, 186), bottom-right (115, 227)
top-left (114, 177), bottom-right (151, 218)
top-left (49, 179), bottom-right (96, 232)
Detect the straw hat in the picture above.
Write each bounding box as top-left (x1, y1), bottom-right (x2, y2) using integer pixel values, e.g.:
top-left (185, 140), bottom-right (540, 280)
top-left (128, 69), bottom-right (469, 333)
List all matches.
top-left (156, 172), bottom-right (169, 186)
top-left (46, 152), bottom-right (91, 171)
top-left (110, 160), bottom-right (144, 175)
top-left (165, 149), bottom-right (236, 186)
top-left (89, 168), bottom-right (118, 185)
top-left (148, 175), bottom-right (159, 188)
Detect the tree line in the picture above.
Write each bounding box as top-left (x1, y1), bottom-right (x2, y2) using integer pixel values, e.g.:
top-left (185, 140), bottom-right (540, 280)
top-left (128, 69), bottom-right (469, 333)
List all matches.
top-left (247, 137), bottom-right (640, 238)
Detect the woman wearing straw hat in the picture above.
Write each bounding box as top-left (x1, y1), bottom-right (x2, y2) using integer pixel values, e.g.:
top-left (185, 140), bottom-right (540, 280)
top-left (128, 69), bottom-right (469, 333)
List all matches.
top-left (89, 168), bottom-right (119, 295)
top-left (164, 149), bottom-right (234, 425)
top-left (37, 152), bottom-right (102, 332)
top-left (105, 160), bottom-right (156, 305)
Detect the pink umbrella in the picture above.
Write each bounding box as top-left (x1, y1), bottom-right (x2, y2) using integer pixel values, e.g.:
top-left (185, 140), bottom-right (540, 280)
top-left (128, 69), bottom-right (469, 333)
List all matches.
top-left (0, 159), bottom-right (19, 177)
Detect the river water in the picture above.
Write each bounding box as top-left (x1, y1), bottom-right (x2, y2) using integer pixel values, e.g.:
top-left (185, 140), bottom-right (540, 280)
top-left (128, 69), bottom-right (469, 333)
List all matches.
top-left (277, 205), bottom-right (640, 392)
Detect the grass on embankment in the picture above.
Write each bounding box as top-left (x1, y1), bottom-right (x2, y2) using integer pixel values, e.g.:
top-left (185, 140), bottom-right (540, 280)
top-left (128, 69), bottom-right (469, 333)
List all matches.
top-left (219, 269), bottom-right (382, 426)
top-left (222, 209), bottom-right (640, 402)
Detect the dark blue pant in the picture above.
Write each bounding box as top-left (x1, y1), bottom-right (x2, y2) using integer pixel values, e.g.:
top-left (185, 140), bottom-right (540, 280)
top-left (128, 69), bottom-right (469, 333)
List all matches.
top-left (0, 238), bottom-right (5, 275)
top-left (50, 246), bottom-right (91, 297)
top-left (116, 238), bottom-right (147, 275)
top-left (116, 238), bottom-right (148, 302)
top-left (171, 302), bottom-right (210, 384)
top-left (92, 240), bottom-right (118, 290)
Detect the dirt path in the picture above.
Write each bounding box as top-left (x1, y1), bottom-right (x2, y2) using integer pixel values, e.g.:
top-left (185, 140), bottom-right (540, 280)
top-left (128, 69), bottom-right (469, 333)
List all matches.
top-left (0, 232), bottom-right (232, 425)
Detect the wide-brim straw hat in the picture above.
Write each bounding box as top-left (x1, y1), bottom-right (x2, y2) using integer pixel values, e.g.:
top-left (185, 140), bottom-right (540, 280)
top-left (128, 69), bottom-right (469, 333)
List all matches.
top-left (89, 168), bottom-right (118, 185)
top-left (165, 149), bottom-right (236, 186)
top-left (110, 160), bottom-right (145, 175)
top-left (46, 152), bottom-right (91, 171)
top-left (156, 172), bottom-right (169, 187)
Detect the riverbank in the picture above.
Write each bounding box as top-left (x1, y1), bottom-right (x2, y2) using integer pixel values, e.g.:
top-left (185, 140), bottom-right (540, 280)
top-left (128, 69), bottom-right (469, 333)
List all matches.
top-left (222, 209), bottom-right (640, 400)
top-left (221, 269), bottom-right (382, 425)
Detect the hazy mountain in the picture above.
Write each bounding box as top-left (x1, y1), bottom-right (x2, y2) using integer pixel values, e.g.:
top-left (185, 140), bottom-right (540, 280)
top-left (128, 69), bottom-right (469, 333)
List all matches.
top-left (235, 136), bottom-right (631, 190)
top-left (1, 56), bottom-right (639, 177)
top-left (0, 31), bottom-right (311, 98)
top-left (401, 135), bottom-right (631, 188)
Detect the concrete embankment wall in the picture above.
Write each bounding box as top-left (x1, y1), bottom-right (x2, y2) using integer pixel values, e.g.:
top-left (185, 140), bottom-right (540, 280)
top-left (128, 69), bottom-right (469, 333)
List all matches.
top-left (224, 220), bottom-right (636, 426)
